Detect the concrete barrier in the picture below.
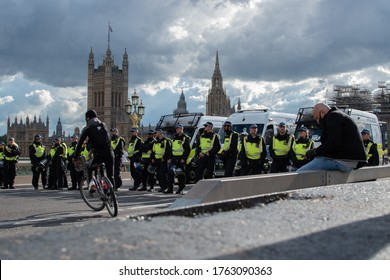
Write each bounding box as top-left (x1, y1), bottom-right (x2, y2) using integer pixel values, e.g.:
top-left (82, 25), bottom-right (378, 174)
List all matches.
top-left (170, 165), bottom-right (390, 208)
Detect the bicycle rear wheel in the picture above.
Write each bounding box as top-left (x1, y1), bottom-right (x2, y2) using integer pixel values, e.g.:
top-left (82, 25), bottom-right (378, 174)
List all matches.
top-left (79, 178), bottom-right (105, 211)
top-left (101, 177), bottom-right (118, 217)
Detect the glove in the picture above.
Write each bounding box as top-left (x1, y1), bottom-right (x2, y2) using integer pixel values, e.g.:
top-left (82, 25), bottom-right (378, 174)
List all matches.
top-left (305, 148), bottom-right (316, 159)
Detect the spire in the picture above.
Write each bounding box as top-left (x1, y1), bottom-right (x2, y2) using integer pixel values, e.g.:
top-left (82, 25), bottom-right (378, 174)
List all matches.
top-left (213, 50), bottom-right (221, 76)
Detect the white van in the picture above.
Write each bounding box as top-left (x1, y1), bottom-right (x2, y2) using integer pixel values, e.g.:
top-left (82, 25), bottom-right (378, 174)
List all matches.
top-left (155, 112), bottom-right (227, 182)
top-left (295, 107), bottom-right (386, 164)
top-left (220, 109), bottom-right (296, 146)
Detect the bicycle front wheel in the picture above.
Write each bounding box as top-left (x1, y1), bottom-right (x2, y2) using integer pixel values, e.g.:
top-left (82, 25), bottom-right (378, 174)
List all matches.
top-left (101, 177), bottom-right (118, 217)
top-left (79, 178), bottom-right (105, 211)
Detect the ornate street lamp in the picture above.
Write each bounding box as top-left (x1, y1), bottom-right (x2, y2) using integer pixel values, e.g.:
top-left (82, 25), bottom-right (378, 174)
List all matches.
top-left (125, 89), bottom-right (145, 128)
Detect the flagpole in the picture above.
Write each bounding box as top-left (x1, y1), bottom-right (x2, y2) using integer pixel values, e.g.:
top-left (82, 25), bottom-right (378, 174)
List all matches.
top-left (108, 21), bottom-right (110, 49)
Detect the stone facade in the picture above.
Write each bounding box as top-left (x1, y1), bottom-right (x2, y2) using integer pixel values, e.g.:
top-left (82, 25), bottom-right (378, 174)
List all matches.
top-left (206, 51), bottom-right (235, 117)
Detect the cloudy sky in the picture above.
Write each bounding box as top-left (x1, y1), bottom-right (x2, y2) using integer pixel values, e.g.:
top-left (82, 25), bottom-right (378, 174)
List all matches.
top-left (1, 0), bottom-right (390, 136)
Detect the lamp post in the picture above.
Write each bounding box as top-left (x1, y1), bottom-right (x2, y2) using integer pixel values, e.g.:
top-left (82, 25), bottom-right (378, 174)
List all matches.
top-left (125, 89), bottom-right (145, 128)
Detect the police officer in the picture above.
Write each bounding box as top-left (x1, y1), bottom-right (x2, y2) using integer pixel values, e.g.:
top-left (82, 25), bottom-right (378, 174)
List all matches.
top-left (67, 135), bottom-right (81, 190)
top-left (139, 130), bottom-right (156, 191)
top-left (111, 128), bottom-right (126, 190)
top-left (29, 134), bottom-right (47, 190)
top-left (270, 122), bottom-right (294, 173)
top-left (0, 141), bottom-right (4, 187)
top-left (151, 129), bottom-right (171, 192)
top-left (220, 121), bottom-right (239, 177)
top-left (2, 137), bottom-right (21, 189)
top-left (361, 129), bottom-right (379, 166)
top-left (51, 138), bottom-right (66, 190)
top-left (47, 140), bottom-right (57, 190)
top-left (239, 124), bottom-right (266, 175)
top-left (167, 124), bottom-right (191, 194)
top-left (128, 127), bottom-right (143, 191)
top-left (291, 127), bottom-right (315, 170)
top-left (194, 122), bottom-right (221, 182)
top-left (60, 137), bottom-right (69, 189)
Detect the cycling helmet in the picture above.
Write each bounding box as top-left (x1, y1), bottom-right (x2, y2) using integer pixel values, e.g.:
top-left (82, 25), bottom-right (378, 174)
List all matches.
top-left (85, 109), bottom-right (97, 121)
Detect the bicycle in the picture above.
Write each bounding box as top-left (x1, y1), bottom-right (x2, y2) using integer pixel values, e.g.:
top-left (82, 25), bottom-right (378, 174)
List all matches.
top-left (74, 157), bottom-right (118, 217)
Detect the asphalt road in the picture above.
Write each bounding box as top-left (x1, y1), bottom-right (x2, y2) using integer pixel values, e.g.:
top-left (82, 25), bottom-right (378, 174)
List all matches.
top-left (1, 177), bottom-right (390, 260)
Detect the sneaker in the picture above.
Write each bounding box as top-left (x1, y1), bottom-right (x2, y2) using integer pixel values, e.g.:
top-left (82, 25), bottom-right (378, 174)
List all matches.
top-left (164, 189), bottom-right (173, 194)
top-left (175, 190), bottom-right (184, 194)
top-left (129, 186), bottom-right (138, 191)
top-left (1, 186), bottom-right (8, 189)
top-left (137, 186), bottom-right (147, 191)
top-left (147, 187), bottom-right (155, 192)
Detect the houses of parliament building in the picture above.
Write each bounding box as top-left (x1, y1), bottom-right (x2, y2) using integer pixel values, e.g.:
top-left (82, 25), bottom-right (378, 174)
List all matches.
top-left (7, 44), bottom-right (238, 156)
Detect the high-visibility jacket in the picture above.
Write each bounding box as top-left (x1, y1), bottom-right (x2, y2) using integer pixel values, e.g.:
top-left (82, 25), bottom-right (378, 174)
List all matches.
top-left (152, 138), bottom-right (170, 159)
top-left (243, 136), bottom-right (263, 160)
top-left (293, 139), bottom-right (314, 160)
top-left (32, 143), bottom-right (45, 158)
top-left (80, 145), bottom-right (91, 160)
top-left (49, 147), bottom-right (57, 158)
top-left (4, 143), bottom-right (20, 161)
top-left (68, 143), bottom-right (77, 157)
top-left (172, 134), bottom-right (190, 157)
top-left (364, 142), bottom-right (374, 160)
top-left (222, 131), bottom-right (239, 152)
top-left (200, 134), bottom-right (217, 153)
top-left (128, 137), bottom-right (141, 158)
top-left (60, 142), bottom-right (67, 158)
top-left (111, 137), bottom-right (125, 153)
top-left (142, 138), bottom-right (155, 159)
top-left (272, 135), bottom-right (293, 156)
top-left (0, 147), bottom-right (4, 160)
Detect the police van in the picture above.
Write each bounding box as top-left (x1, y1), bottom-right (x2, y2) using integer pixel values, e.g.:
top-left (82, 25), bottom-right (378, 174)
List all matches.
top-left (295, 107), bottom-right (387, 164)
top-left (220, 109), bottom-right (296, 146)
top-left (215, 109), bottom-right (296, 175)
top-left (155, 112), bottom-right (227, 182)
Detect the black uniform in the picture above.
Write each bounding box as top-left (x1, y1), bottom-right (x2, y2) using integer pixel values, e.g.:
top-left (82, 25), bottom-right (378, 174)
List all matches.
top-left (139, 135), bottom-right (156, 191)
top-left (151, 136), bottom-right (171, 192)
top-left (167, 133), bottom-right (191, 193)
top-left (220, 130), bottom-right (239, 177)
top-left (2, 142), bottom-right (21, 189)
top-left (67, 140), bottom-right (82, 190)
top-left (270, 133), bottom-right (294, 173)
top-left (128, 135), bottom-right (143, 191)
top-left (51, 142), bottom-right (65, 190)
top-left (29, 141), bottom-right (47, 189)
top-left (111, 135), bottom-right (125, 190)
top-left (363, 139), bottom-right (379, 166)
top-left (194, 131), bottom-right (221, 182)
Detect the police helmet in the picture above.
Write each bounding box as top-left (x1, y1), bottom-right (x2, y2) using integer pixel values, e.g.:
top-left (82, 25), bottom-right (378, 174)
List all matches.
top-left (34, 134), bottom-right (42, 139)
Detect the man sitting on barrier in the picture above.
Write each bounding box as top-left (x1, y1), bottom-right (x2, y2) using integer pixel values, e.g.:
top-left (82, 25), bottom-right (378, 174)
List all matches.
top-left (297, 103), bottom-right (366, 172)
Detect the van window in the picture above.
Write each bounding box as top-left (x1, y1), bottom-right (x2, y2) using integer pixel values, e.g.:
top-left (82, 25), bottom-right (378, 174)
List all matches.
top-left (232, 124), bottom-right (264, 136)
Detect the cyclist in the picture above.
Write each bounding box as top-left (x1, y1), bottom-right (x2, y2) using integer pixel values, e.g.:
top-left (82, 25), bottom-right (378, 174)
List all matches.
top-left (74, 110), bottom-right (115, 188)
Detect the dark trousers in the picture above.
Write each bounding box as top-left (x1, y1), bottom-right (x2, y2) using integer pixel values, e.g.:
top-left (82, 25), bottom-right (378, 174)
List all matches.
top-left (141, 158), bottom-right (156, 188)
top-left (222, 153), bottom-right (237, 177)
top-left (167, 157), bottom-right (186, 191)
top-left (270, 158), bottom-right (289, 173)
top-left (195, 155), bottom-right (215, 182)
top-left (31, 165), bottom-right (47, 188)
top-left (68, 162), bottom-right (82, 189)
top-left (91, 152), bottom-right (115, 187)
top-left (54, 160), bottom-right (64, 189)
top-left (240, 158), bottom-right (262, 176)
top-left (113, 156), bottom-right (123, 188)
top-left (129, 158), bottom-right (142, 188)
top-left (3, 160), bottom-right (16, 188)
top-left (155, 159), bottom-right (168, 191)
top-left (48, 165), bottom-right (56, 189)
top-left (0, 165), bottom-right (4, 186)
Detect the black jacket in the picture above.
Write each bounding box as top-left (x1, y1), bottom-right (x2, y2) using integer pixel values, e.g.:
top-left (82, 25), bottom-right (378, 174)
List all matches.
top-left (171, 133), bottom-right (191, 161)
top-left (363, 139), bottom-right (379, 166)
top-left (222, 130), bottom-right (239, 156)
top-left (269, 132), bottom-right (294, 160)
top-left (29, 141), bottom-right (47, 165)
top-left (75, 117), bottom-right (112, 157)
top-left (315, 107), bottom-right (366, 163)
top-left (151, 137), bottom-right (172, 161)
top-left (195, 131), bottom-right (221, 157)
